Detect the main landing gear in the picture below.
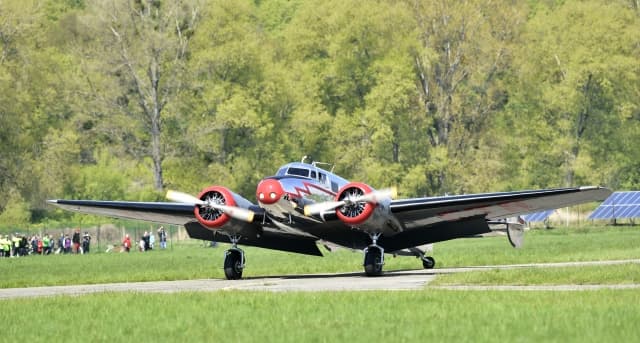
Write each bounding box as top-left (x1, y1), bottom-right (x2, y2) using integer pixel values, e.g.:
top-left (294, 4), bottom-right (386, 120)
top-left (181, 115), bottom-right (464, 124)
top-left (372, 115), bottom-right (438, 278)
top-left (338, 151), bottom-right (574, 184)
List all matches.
top-left (363, 233), bottom-right (384, 276)
top-left (223, 236), bottom-right (245, 280)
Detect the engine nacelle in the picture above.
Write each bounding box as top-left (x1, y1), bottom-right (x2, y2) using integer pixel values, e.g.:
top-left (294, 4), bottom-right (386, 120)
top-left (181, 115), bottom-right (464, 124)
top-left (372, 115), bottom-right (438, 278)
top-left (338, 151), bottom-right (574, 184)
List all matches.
top-left (335, 182), bottom-right (377, 226)
top-left (194, 186), bottom-right (253, 229)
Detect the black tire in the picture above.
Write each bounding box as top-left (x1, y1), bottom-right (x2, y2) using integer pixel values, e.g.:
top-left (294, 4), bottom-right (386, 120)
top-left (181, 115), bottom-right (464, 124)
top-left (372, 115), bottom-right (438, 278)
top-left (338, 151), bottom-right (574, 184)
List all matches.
top-left (422, 256), bottom-right (435, 269)
top-left (224, 250), bottom-right (244, 280)
top-left (364, 247), bottom-right (383, 276)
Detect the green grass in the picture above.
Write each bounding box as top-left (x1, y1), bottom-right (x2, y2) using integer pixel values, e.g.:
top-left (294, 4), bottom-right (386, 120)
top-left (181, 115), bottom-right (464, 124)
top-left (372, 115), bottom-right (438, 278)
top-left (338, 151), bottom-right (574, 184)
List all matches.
top-left (2, 226), bottom-right (640, 342)
top-left (1, 226), bottom-right (639, 288)
top-left (1, 290), bottom-right (639, 342)
top-left (431, 263), bottom-right (640, 286)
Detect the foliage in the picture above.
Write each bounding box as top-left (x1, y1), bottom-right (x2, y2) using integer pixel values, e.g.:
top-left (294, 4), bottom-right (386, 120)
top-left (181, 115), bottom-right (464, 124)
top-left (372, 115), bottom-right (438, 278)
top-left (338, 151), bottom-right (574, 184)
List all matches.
top-left (0, 189), bottom-right (31, 229)
top-left (0, 0), bottom-right (638, 223)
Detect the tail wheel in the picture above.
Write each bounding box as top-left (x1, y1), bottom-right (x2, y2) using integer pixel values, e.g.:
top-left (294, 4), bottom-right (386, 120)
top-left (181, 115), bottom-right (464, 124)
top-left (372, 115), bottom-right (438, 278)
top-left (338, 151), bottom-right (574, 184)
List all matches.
top-left (422, 256), bottom-right (435, 269)
top-left (364, 247), bottom-right (384, 276)
top-left (224, 250), bottom-right (244, 280)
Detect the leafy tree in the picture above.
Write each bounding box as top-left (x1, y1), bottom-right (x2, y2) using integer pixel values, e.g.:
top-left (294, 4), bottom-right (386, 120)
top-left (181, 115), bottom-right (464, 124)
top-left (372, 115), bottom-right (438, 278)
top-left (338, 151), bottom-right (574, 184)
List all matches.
top-left (409, 0), bottom-right (527, 194)
top-left (73, 0), bottom-right (201, 191)
top-left (0, 188), bottom-right (31, 229)
top-left (507, 0), bottom-right (640, 188)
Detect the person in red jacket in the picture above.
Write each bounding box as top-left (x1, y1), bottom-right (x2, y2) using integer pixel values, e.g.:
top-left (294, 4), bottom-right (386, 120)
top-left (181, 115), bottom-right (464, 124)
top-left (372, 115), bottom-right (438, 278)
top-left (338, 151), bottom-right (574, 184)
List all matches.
top-left (122, 234), bottom-right (131, 253)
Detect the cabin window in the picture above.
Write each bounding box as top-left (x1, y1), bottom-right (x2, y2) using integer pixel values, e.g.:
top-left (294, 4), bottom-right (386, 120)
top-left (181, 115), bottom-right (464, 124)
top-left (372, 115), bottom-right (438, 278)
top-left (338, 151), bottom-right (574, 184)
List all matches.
top-left (331, 181), bottom-right (339, 192)
top-left (310, 171), bottom-right (316, 179)
top-left (319, 173), bottom-right (327, 183)
top-left (287, 167), bottom-right (310, 178)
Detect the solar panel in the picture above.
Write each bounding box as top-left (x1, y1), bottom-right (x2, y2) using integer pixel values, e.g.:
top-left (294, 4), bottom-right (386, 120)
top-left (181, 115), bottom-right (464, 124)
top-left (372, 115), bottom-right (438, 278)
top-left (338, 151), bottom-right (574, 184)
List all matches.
top-left (588, 191), bottom-right (640, 220)
top-left (589, 206), bottom-right (611, 219)
top-left (523, 210), bottom-right (554, 223)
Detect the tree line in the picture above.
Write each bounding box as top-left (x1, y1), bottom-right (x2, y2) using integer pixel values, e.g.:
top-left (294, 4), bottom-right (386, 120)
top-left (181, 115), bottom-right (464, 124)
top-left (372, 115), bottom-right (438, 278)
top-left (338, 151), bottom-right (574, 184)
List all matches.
top-left (0, 0), bottom-right (638, 227)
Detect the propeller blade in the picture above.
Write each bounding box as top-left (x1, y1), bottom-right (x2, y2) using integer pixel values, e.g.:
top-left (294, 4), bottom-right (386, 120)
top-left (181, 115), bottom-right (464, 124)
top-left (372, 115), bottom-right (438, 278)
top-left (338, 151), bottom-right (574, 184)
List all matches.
top-left (355, 187), bottom-right (397, 203)
top-left (166, 190), bottom-right (255, 223)
top-left (166, 190), bottom-right (205, 206)
top-left (304, 201), bottom-right (345, 216)
top-left (211, 204), bottom-right (255, 223)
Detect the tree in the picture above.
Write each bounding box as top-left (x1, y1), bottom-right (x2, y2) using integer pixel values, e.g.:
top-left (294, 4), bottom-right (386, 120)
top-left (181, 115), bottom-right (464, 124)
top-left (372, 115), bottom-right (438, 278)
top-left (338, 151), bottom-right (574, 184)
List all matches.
top-left (409, 0), bottom-right (526, 194)
top-left (75, 0), bottom-right (201, 191)
top-left (507, 0), bottom-right (640, 188)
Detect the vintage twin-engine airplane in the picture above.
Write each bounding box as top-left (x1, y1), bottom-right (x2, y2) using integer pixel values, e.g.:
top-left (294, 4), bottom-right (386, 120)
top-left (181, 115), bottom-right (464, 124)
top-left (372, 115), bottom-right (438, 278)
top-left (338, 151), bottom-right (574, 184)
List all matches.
top-left (49, 158), bottom-right (611, 279)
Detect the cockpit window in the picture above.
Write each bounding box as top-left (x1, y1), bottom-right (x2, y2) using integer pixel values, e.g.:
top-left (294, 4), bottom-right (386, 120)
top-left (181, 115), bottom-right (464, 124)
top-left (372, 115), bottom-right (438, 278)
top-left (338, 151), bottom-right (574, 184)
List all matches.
top-left (287, 167), bottom-right (310, 178)
top-left (276, 168), bottom-right (287, 176)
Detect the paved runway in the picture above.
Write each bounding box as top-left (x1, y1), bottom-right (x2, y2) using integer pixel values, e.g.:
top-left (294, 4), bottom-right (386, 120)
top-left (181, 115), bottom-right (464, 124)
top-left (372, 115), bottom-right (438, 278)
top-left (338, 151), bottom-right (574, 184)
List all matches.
top-left (1, 259), bottom-right (638, 299)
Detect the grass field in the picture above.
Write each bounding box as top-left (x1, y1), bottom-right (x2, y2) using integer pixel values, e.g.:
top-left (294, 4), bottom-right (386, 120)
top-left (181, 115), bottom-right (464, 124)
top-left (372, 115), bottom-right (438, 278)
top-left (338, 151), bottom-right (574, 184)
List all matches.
top-left (1, 226), bottom-right (639, 342)
top-left (1, 226), bottom-right (638, 288)
top-left (1, 290), bottom-right (639, 342)
top-left (431, 263), bottom-right (640, 286)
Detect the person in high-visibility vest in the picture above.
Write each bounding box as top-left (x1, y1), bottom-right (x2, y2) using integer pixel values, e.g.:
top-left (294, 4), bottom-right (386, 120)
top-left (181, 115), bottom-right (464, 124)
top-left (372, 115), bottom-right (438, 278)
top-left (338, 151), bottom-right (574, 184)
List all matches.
top-left (12, 235), bottom-right (21, 257)
top-left (43, 235), bottom-right (51, 255)
top-left (2, 235), bottom-right (11, 257)
top-left (0, 235), bottom-right (8, 257)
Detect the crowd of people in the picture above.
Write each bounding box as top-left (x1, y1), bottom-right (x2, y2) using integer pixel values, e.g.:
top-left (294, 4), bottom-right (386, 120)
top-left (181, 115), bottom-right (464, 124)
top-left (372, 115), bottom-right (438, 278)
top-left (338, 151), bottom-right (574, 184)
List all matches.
top-left (0, 229), bottom-right (91, 257)
top-left (1, 226), bottom-right (169, 257)
top-left (121, 226), bottom-right (167, 253)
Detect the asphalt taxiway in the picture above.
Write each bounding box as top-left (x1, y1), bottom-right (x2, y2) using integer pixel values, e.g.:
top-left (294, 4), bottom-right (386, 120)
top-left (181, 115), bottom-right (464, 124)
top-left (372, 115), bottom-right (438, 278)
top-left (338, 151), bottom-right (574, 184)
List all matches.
top-left (1, 259), bottom-right (638, 299)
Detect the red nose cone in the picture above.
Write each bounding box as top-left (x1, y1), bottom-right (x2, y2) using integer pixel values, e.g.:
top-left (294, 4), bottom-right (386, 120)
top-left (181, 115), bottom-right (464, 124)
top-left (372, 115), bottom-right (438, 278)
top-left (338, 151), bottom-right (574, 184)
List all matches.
top-left (256, 178), bottom-right (285, 205)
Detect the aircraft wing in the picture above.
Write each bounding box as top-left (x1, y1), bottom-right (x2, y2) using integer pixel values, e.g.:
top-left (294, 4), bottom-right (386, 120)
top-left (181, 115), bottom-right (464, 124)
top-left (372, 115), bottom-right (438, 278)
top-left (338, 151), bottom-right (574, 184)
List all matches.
top-left (47, 200), bottom-right (199, 225)
top-left (389, 186), bottom-right (611, 230)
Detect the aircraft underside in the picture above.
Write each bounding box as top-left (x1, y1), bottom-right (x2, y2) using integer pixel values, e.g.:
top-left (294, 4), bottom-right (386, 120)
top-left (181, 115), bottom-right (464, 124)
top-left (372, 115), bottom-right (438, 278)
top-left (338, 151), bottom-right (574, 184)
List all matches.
top-left (185, 213), bottom-right (491, 279)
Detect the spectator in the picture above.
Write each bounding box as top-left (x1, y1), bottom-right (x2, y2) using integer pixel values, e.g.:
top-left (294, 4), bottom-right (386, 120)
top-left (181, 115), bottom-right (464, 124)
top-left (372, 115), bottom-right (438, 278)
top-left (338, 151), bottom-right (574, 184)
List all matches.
top-left (36, 236), bottom-right (43, 255)
top-left (158, 226), bottom-right (167, 249)
top-left (142, 231), bottom-right (150, 251)
top-left (139, 236), bottom-right (145, 252)
top-left (58, 233), bottom-right (64, 254)
top-left (149, 231), bottom-right (155, 250)
top-left (0, 235), bottom-right (9, 257)
top-left (64, 234), bottom-right (71, 254)
top-left (19, 235), bottom-right (28, 256)
top-left (122, 234), bottom-right (131, 253)
top-left (12, 234), bottom-right (20, 257)
top-left (31, 235), bottom-right (38, 255)
top-left (82, 232), bottom-right (91, 254)
top-left (43, 234), bottom-right (51, 255)
top-left (72, 229), bottom-right (81, 254)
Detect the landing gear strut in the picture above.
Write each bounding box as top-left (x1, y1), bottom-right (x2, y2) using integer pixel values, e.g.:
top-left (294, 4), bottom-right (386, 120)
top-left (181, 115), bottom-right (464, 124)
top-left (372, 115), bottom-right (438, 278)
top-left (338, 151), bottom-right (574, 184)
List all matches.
top-left (223, 236), bottom-right (245, 280)
top-left (363, 233), bottom-right (384, 276)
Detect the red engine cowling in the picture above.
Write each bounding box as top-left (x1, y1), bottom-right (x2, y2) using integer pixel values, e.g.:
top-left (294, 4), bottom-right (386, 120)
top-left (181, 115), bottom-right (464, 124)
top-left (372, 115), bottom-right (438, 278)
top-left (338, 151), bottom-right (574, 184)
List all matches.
top-left (335, 182), bottom-right (376, 226)
top-left (194, 186), bottom-right (236, 229)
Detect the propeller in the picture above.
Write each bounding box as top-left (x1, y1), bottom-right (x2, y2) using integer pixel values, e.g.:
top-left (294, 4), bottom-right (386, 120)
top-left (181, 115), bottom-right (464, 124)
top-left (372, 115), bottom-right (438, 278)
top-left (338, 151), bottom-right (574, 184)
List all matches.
top-left (166, 190), bottom-right (255, 223)
top-left (304, 187), bottom-right (397, 216)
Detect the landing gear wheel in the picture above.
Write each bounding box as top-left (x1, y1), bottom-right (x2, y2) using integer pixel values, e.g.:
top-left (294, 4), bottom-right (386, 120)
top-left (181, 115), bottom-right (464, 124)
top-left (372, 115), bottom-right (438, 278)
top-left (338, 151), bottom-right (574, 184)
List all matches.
top-left (224, 249), bottom-right (244, 280)
top-left (422, 256), bottom-right (435, 269)
top-left (364, 247), bottom-right (384, 276)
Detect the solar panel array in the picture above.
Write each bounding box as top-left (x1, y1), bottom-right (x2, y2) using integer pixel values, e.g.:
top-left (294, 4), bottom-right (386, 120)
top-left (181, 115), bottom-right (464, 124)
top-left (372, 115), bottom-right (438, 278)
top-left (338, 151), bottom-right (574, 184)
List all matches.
top-left (522, 210), bottom-right (554, 223)
top-left (588, 191), bottom-right (640, 220)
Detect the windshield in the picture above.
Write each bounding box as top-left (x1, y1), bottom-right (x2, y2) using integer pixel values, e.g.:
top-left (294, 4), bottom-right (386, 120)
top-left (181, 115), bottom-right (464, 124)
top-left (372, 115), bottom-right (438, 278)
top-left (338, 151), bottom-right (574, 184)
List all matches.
top-left (286, 167), bottom-right (310, 178)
